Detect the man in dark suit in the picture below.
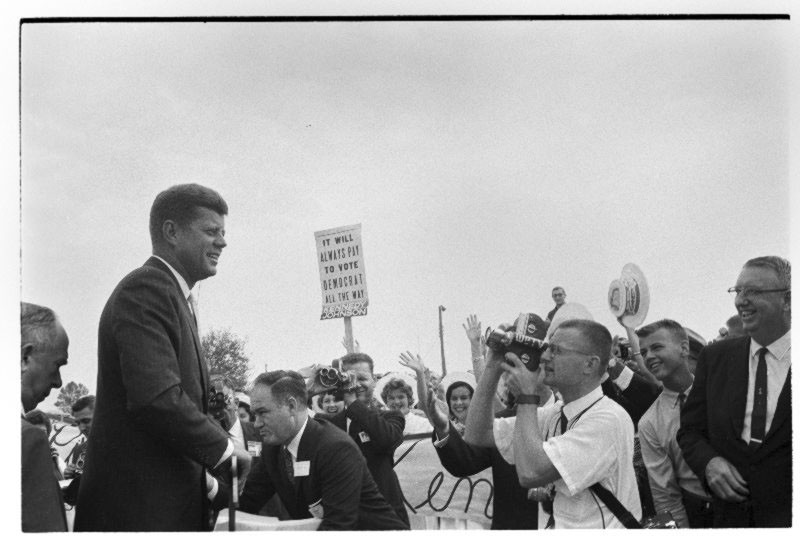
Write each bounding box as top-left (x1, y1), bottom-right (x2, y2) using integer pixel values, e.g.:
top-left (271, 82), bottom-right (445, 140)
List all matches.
top-left (74, 184), bottom-right (250, 531)
top-left (678, 256), bottom-right (791, 527)
top-left (21, 302), bottom-right (70, 532)
top-left (326, 353), bottom-right (409, 526)
top-left (429, 396), bottom-right (539, 530)
top-left (217, 370), bottom-right (408, 530)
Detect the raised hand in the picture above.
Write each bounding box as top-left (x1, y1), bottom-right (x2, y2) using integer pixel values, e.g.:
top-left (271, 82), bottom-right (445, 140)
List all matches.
top-left (425, 390), bottom-right (451, 436)
top-left (463, 314), bottom-right (482, 345)
top-left (398, 351), bottom-right (426, 374)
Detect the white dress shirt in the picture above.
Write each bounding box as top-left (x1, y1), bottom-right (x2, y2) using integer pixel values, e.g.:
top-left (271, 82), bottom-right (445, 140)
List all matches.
top-left (741, 330), bottom-right (791, 443)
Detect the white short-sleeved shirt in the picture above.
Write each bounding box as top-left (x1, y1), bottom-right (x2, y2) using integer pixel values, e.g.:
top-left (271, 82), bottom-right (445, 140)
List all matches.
top-left (494, 385), bottom-right (641, 529)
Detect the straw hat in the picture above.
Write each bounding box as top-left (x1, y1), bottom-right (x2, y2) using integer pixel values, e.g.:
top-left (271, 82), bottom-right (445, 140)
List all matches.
top-left (608, 263), bottom-right (650, 328)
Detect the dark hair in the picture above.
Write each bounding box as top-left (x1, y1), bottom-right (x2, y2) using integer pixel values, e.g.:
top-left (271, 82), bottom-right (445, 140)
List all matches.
top-left (552, 286), bottom-right (565, 294)
top-left (445, 381), bottom-right (474, 412)
top-left (149, 184), bottom-right (228, 245)
top-left (340, 352), bottom-right (374, 374)
top-left (636, 319), bottom-right (689, 343)
top-left (556, 319), bottom-right (613, 367)
top-left (743, 256), bottom-right (791, 289)
top-left (24, 409), bottom-right (52, 435)
top-left (253, 370), bottom-right (307, 406)
top-left (381, 378), bottom-right (414, 405)
top-left (316, 391), bottom-right (338, 409)
top-left (21, 302), bottom-right (60, 349)
top-left (71, 395), bottom-right (95, 413)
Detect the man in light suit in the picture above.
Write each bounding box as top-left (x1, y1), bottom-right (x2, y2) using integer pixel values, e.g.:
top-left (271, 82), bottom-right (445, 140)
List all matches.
top-left (218, 371), bottom-right (408, 530)
top-left (21, 302), bottom-right (69, 532)
top-left (74, 184), bottom-right (250, 531)
top-left (678, 256), bottom-right (791, 527)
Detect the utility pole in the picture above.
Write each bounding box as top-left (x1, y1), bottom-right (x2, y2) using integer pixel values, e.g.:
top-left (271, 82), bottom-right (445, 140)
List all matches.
top-left (438, 305), bottom-right (447, 376)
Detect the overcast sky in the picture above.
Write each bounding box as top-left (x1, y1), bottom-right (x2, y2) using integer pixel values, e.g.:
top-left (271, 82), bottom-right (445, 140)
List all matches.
top-left (13, 12), bottom-right (793, 410)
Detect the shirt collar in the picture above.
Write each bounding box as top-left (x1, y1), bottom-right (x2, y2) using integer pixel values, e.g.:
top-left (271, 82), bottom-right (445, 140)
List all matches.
top-left (562, 385), bottom-right (604, 421)
top-left (286, 416), bottom-right (309, 460)
top-left (660, 380), bottom-right (693, 407)
top-left (749, 329), bottom-right (791, 361)
top-left (152, 255), bottom-right (192, 301)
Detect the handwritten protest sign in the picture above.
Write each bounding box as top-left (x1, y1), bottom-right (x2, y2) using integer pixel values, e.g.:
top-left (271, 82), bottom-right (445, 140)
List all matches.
top-left (394, 434), bottom-right (493, 527)
top-left (314, 224), bottom-right (369, 320)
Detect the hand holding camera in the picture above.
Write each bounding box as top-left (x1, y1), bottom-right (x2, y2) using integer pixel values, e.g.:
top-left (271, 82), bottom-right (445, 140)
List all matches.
top-left (306, 365), bottom-right (358, 399)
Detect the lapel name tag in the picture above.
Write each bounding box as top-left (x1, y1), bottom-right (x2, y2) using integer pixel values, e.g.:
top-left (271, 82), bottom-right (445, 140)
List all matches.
top-left (294, 460), bottom-right (311, 477)
top-left (358, 431), bottom-right (371, 443)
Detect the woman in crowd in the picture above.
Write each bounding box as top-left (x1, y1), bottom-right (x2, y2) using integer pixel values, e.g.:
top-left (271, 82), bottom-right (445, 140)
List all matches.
top-left (377, 375), bottom-right (433, 435)
top-left (315, 391), bottom-right (344, 415)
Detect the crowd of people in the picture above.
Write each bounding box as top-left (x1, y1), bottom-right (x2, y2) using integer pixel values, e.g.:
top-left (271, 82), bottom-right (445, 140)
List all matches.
top-left (20, 183), bottom-right (791, 531)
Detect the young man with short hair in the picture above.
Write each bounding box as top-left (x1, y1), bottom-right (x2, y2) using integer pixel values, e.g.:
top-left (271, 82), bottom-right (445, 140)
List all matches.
top-left (636, 319), bottom-right (712, 527)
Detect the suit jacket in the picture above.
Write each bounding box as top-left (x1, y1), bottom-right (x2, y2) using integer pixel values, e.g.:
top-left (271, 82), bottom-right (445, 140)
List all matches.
top-left (433, 409), bottom-right (538, 530)
top-left (217, 417), bottom-right (408, 530)
top-left (328, 400), bottom-right (409, 526)
top-left (21, 418), bottom-right (67, 532)
top-left (74, 257), bottom-right (230, 531)
top-left (677, 336), bottom-right (792, 527)
top-left (602, 371), bottom-right (660, 428)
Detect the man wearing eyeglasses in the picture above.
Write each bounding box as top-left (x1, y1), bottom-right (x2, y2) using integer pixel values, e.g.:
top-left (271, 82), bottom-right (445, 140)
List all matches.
top-left (678, 256), bottom-right (791, 527)
top-left (465, 319), bottom-right (641, 528)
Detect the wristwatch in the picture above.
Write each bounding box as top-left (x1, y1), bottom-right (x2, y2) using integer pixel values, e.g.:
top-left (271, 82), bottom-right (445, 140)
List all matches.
top-left (515, 394), bottom-right (540, 405)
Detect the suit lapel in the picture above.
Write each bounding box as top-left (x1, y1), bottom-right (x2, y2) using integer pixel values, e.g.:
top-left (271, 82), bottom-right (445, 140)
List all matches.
top-left (265, 446), bottom-right (299, 516)
top-left (727, 337), bottom-right (751, 439)
top-left (145, 257), bottom-right (209, 409)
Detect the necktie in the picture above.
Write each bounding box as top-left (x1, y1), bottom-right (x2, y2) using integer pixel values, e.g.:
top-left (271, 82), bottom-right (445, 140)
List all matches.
top-left (677, 392), bottom-right (686, 411)
top-left (749, 348), bottom-right (768, 449)
top-left (559, 408), bottom-right (568, 434)
top-left (282, 446), bottom-right (295, 482)
top-left (187, 293), bottom-right (199, 329)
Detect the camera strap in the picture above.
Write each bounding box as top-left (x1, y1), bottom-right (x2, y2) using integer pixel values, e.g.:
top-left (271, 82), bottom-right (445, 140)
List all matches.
top-left (588, 483), bottom-right (642, 528)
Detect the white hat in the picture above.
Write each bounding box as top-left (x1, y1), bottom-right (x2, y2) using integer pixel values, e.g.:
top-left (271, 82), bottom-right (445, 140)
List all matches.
top-left (608, 263), bottom-right (650, 328)
top-left (545, 302), bottom-right (595, 342)
top-left (374, 372), bottom-right (419, 407)
top-left (235, 392), bottom-right (250, 407)
top-left (440, 371), bottom-right (477, 395)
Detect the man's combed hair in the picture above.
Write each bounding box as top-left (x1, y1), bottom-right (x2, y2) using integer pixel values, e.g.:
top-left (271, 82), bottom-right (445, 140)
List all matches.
top-left (557, 319), bottom-right (612, 366)
top-left (340, 352), bottom-right (374, 373)
top-left (636, 319), bottom-right (688, 343)
top-left (253, 370), bottom-right (307, 405)
top-left (72, 395), bottom-right (96, 414)
top-left (744, 256), bottom-right (791, 290)
top-left (381, 378), bottom-right (414, 405)
top-left (21, 302), bottom-right (59, 349)
top-left (552, 286), bottom-right (565, 293)
top-left (149, 183), bottom-right (228, 244)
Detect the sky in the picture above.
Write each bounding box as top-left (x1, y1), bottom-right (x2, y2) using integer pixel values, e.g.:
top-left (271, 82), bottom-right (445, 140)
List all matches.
top-left (5, 3), bottom-right (796, 414)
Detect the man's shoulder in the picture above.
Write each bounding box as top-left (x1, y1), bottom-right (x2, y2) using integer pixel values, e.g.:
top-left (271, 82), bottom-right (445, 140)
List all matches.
top-left (310, 418), bottom-right (359, 451)
top-left (637, 393), bottom-right (664, 433)
top-left (702, 335), bottom-right (750, 359)
top-left (21, 419), bottom-right (49, 452)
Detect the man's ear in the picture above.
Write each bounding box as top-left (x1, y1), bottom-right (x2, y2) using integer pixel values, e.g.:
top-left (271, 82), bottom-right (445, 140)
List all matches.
top-left (21, 343), bottom-right (34, 373)
top-left (161, 220), bottom-right (179, 247)
top-left (680, 339), bottom-right (690, 359)
top-left (585, 355), bottom-right (601, 375)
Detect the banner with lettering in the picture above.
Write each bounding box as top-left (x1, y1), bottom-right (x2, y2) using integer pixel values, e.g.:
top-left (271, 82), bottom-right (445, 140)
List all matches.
top-left (314, 223), bottom-right (368, 320)
top-left (395, 434), bottom-right (493, 527)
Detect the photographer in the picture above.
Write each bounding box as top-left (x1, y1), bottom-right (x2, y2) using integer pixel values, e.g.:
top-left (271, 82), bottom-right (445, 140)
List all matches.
top-left (465, 319), bottom-right (641, 529)
top-left (307, 353), bottom-right (409, 527)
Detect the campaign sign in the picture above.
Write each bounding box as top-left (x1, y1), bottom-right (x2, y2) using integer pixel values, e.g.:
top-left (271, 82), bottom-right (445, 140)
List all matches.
top-left (394, 434), bottom-right (493, 527)
top-left (314, 224), bottom-right (368, 319)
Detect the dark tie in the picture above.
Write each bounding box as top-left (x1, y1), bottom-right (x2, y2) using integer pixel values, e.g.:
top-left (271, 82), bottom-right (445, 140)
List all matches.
top-left (749, 348), bottom-right (768, 450)
top-left (282, 446), bottom-right (295, 482)
top-left (559, 409), bottom-right (568, 434)
top-left (677, 392), bottom-right (686, 411)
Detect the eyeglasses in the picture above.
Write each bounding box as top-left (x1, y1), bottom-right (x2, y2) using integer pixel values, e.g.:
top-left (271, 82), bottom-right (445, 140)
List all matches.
top-left (542, 342), bottom-right (593, 357)
top-left (727, 287), bottom-right (790, 299)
